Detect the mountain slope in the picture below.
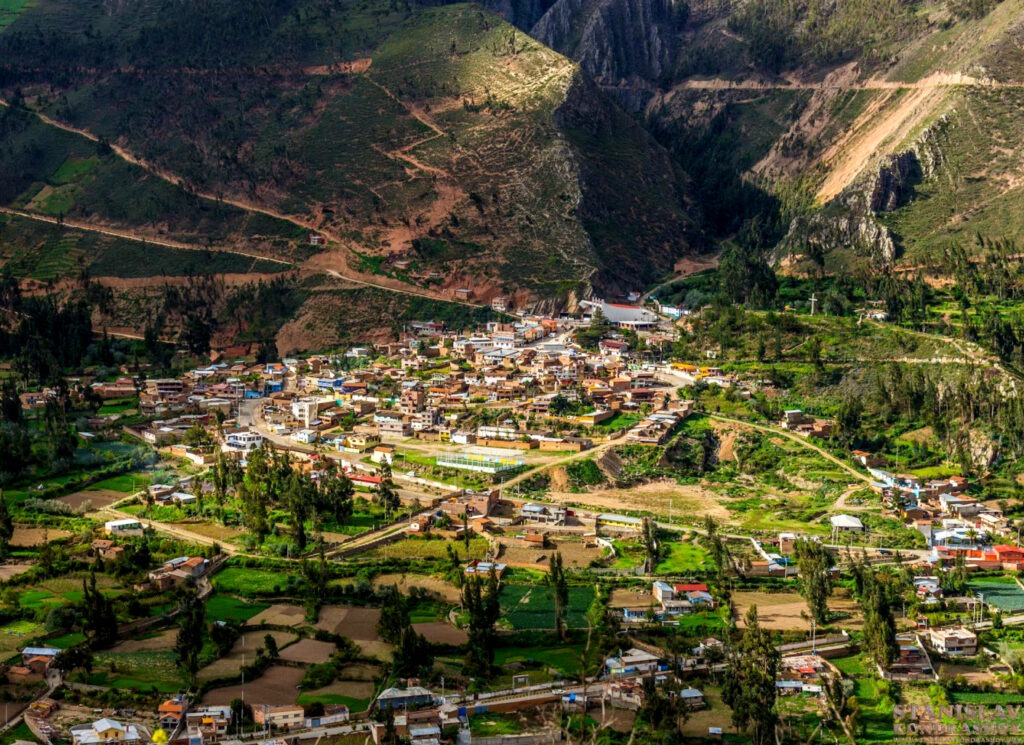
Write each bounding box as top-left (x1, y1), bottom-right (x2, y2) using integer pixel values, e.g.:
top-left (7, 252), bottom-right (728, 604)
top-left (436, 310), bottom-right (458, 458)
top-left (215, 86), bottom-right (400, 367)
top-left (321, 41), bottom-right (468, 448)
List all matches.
top-left (0, 0), bottom-right (702, 309)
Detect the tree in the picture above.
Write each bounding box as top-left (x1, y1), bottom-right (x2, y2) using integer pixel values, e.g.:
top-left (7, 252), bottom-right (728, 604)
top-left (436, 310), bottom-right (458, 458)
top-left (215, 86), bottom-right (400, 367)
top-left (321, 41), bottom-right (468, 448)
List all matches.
top-left (377, 585), bottom-right (410, 644)
top-left (721, 606), bottom-right (780, 745)
top-left (0, 492), bottom-right (13, 558)
top-left (319, 463), bottom-right (354, 524)
top-left (183, 424), bottom-right (213, 450)
top-left (264, 633), bottom-right (279, 658)
top-left (549, 552), bottom-right (569, 641)
top-left (375, 462), bottom-right (400, 520)
top-left (52, 644), bottom-right (93, 675)
top-left (641, 517), bottom-right (659, 572)
top-left (393, 626), bottom-right (432, 679)
top-left (175, 582), bottom-right (206, 686)
top-left (463, 569), bottom-right (500, 678)
top-left (81, 572), bottom-right (118, 649)
top-left (793, 539), bottom-right (833, 624)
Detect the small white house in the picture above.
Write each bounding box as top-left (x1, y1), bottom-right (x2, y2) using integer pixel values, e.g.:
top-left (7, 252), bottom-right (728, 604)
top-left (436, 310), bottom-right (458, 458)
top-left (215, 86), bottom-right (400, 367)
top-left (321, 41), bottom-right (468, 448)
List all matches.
top-left (104, 519), bottom-right (144, 537)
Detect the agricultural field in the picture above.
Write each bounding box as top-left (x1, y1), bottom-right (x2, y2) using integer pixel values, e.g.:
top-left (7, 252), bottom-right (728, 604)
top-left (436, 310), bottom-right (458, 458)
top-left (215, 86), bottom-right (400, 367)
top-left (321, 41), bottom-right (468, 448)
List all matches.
top-left (212, 567), bottom-right (301, 597)
top-left (365, 536), bottom-right (488, 561)
top-left (88, 650), bottom-right (182, 692)
top-left (370, 573), bottom-right (461, 603)
top-left (655, 536), bottom-right (710, 574)
top-left (732, 590), bottom-right (863, 631)
top-left (499, 585), bottom-right (596, 631)
top-left (203, 665), bottom-right (306, 707)
top-left (969, 576), bottom-right (1024, 612)
top-left (206, 595), bottom-right (270, 624)
top-left (198, 630), bottom-right (298, 682)
top-left (277, 639), bottom-right (335, 664)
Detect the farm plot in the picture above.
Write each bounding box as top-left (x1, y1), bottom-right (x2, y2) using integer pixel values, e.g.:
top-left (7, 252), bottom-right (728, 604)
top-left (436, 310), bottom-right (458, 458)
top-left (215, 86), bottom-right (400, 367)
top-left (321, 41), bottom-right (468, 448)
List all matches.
top-left (249, 604), bottom-right (308, 627)
top-left (316, 606), bottom-right (391, 660)
top-left (733, 591), bottom-right (862, 631)
top-left (203, 665), bottom-right (305, 706)
top-left (412, 622), bottom-right (467, 645)
top-left (370, 573), bottom-right (461, 602)
top-left (499, 585), bottom-right (596, 631)
top-left (970, 576), bottom-right (1024, 612)
top-left (0, 620), bottom-right (45, 655)
top-left (213, 568), bottom-right (300, 596)
top-left (298, 680), bottom-right (376, 712)
top-left (0, 563), bottom-right (33, 582)
top-left (59, 489), bottom-right (122, 512)
top-left (278, 639), bottom-right (336, 664)
top-left (114, 629), bottom-right (177, 653)
top-left (207, 595), bottom-right (270, 624)
top-left (199, 631), bottom-right (298, 682)
top-left (89, 650), bottom-right (182, 692)
top-left (498, 538), bottom-right (606, 569)
top-left (11, 527), bottom-right (71, 546)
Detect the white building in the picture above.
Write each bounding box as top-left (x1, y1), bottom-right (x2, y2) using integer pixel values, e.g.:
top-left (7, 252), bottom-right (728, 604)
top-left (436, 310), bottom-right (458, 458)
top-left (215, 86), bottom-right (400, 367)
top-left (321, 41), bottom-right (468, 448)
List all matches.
top-left (223, 430), bottom-right (264, 452)
top-left (104, 519), bottom-right (144, 537)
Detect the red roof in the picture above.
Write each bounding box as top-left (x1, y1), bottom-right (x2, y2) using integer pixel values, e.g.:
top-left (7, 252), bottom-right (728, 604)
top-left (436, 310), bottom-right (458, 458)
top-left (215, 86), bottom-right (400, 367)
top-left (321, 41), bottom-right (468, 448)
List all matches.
top-left (352, 474), bottom-right (382, 485)
top-left (674, 583), bottom-right (708, 593)
top-left (606, 303), bottom-right (641, 309)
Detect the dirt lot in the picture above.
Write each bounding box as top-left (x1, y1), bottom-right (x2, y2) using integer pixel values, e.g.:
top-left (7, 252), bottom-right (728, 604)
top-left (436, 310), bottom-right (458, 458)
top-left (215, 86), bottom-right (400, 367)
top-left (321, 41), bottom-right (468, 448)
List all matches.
top-left (249, 604), bottom-right (307, 627)
top-left (11, 527), bottom-right (71, 546)
top-left (0, 563), bottom-right (34, 581)
top-left (733, 591), bottom-right (862, 631)
top-left (305, 680), bottom-right (376, 707)
top-left (371, 573), bottom-right (460, 603)
top-left (199, 631), bottom-right (298, 682)
top-left (203, 664), bottom-right (305, 706)
top-left (278, 639), bottom-right (336, 664)
top-left (316, 606), bottom-right (381, 640)
top-left (114, 629), bottom-right (177, 653)
top-left (412, 622), bottom-right (468, 645)
top-left (549, 480), bottom-right (730, 522)
top-left (609, 588), bottom-right (656, 609)
top-left (338, 663), bottom-right (379, 681)
top-left (60, 489), bottom-right (122, 511)
top-left (498, 537), bottom-right (607, 569)
top-left (170, 521), bottom-right (246, 544)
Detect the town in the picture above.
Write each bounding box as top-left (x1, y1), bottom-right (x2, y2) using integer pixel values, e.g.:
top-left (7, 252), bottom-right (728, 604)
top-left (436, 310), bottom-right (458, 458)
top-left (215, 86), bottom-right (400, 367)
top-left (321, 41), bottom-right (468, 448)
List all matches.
top-left (0, 292), bottom-right (1020, 745)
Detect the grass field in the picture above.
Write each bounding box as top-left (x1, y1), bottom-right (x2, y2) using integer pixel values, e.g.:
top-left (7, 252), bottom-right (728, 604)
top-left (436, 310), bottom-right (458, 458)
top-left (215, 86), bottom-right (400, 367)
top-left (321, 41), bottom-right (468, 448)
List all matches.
top-left (366, 537), bottom-right (488, 560)
top-left (206, 595), bottom-right (270, 623)
top-left (212, 568), bottom-right (300, 597)
top-left (970, 576), bottom-right (1024, 612)
top-left (499, 585), bottom-right (596, 630)
top-left (89, 650), bottom-right (183, 692)
top-left (655, 540), bottom-right (710, 574)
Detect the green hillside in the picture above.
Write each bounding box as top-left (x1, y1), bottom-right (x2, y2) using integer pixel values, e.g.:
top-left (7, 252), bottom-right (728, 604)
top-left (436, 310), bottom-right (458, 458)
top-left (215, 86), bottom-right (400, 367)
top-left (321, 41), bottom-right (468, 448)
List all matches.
top-left (0, 0), bottom-right (701, 306)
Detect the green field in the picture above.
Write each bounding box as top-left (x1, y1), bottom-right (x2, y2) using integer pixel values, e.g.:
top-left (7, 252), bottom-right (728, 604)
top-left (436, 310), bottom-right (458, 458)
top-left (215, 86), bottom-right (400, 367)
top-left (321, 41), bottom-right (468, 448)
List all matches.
top-left (212, 567), bottom-right (300, 597)
top-left (297, 692), bottom-right (371, 712)
top-left (969, 576), bottom-right (1024, 612)
top-left (89, 650), bottom-right (183, 692)
top-left (655, 540), bottom-right (710, 574)
top-left (499, 585), bottom-right (596, 630)
top-left (206, 595), bottom-right (270, 623)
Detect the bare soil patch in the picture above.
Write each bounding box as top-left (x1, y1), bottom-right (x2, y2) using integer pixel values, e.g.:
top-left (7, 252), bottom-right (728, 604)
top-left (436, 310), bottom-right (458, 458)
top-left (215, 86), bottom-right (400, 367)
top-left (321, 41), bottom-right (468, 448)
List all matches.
top-left (203, 664), bottom-right (305, 706)
top-left (609, 588), bottom-right (656, 608)
top-left (0, 563), bottom-right (34, 581)
top-left (412, 622), bottom-right (467, 645)
top-left (170, 521), bottom-right (245, 543)
top-left (278, 639), bottom-right (336, 665)
top-left (11, 527), bottom-right (71, 546)
top-left (733, 591), bottom-right (862, 631)
top-left (60, 489), bottom-right (122, 511)
top-left (114, 629), bottom-right (177, 653)
top-left (371, 573), bottom-right (460, 603)
top-left (337, 663), bottom-right (379, 681)
top-left (498, 537), bottom-right (605, 569)
top-left (315, 606), bottom-right (381, 640)
top-left (249, 604), bottom-right (307, 627)
top-left (549, 480), bottom-right (730, 522)
top-left (199, 630), bottom-right (299, 682)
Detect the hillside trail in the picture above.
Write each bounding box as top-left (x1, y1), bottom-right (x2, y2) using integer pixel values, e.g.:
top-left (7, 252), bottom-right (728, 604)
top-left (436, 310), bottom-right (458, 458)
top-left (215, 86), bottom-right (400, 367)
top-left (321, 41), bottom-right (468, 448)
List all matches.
top-left (0, 98), bottom-right (484, 306)
top-left (0, 205), bottom-right (293, 264)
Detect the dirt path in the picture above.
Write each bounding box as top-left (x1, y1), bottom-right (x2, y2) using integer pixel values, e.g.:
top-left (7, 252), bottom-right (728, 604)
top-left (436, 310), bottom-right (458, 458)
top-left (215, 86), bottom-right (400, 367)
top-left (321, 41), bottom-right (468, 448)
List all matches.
top-left (707, 414), bottom-right (873, 485)
top-left (0, 98), bottom-right (486, 308)
top-left (671, 71), bottom-right (1022, 92)
top-left (0, 205), bottom-right (293, 264)
top-left (833, 484), bottom-right (873, 512)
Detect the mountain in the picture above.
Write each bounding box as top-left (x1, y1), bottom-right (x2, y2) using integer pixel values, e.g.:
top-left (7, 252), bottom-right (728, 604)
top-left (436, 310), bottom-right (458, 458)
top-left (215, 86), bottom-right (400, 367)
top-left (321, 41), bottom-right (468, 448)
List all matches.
top-left (0, 0), bottom-right (703, 347)
top-left (520, 0), bottom-right (1024, 277)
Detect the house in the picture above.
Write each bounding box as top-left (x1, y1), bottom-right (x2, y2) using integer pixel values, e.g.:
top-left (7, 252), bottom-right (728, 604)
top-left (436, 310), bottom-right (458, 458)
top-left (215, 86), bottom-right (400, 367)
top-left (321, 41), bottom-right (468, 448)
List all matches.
top-left (606, 648), bottom-right (661, 677)
top-left (928, 627), bottom-right (977, 656)
top-left (70, 719), bottom-right (143, 745)
top-left (376, 685), bottom-right (435, 710)
top-left (371, 445), bottom-right (396, 465)
top-left (253, 705), bottom-right (305, 730)
top-left (829, 514), bottom-right (864, 533)
top-left (104, 519), bottom-right (144, 537)
top-left (518, 503), bottom-right (567, 525)
top-left (679, 688), bottom-right (705, 710)
top-left (158, 698), bottom-right (187, 729)
top-left (91, 539), bottom-right (124, 561)
top-left (223, 430), bottom-right (264, 452)
top-left (596, 513), bottom-right (643, 532)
